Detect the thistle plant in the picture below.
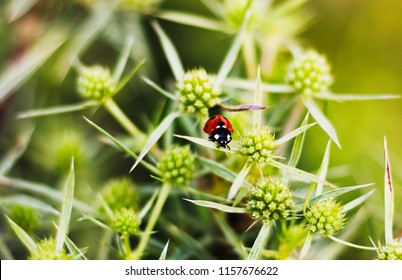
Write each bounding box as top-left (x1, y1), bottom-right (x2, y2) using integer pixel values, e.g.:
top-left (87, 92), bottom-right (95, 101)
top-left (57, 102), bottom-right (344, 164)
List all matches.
top-left (1, 0), bottom-right (401, 262)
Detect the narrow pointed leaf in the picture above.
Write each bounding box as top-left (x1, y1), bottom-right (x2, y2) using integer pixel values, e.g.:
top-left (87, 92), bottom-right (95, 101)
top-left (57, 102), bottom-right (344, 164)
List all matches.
top-left (183, 198), bottom-right (248, 213)
top-left (139, 189), bottom-right (159, 220)
top-left (384, 137), bottom-right (394, 245)
top-left (83, 117), bottom-right (160, 175)
top-left (248, 223), bottom-right (271, 260)
top-left (156, 11), bottom-right (229, 33)
top-left (112, 36), bottom-right (135, 82)
top-left (17, 101), bottom-right (99, 119)
top-left (115, 59), bottom-right (145, 94)
top-left (303, 97), bottom-right (340, 148)
top-left (328, 236), bottom-right (376, 251)
top-left (152, 21), bottom-right (184, 83)
top-left (174, 134), bottom-right (239, 154)
top-left (252, 66), bottom-right (262, 129)
top-left (159, 240), bottom-right (170, 260)
top-left (56, 159), bottom-right (75, 252)
top-left (228, 162), bottom-right (252, 200)
top-left (78, 214), bottom-right (111, 230)
top-left (315, 92), bottom-right (400, 101)
top-left (299, 231), bottom-right (313, 259)
top-left (214, 8), bottom-right (251, 90)
top-left (315, 140), bottom-right (331, 196)
top-left (268, 159), bottom-right (337, 189)
top-left (0, 195), bottom-right (59, 215)
top-left (274, 123), bottom-right (316, 146)
top-left (285, 113), bottom-right (309, 168)
top-left (131, 112), bottom-right (181, 172)
top-left (342, 190), bottom-right (375, 213)
top-left (142, 77), bottom-right (177, 100)
top-left (198, 156), bottom-right (253, 188)
top-left (64, 236), bottom-right (87, 260)
top-left (223, 78), bottom-right (294, 93)
top-left (6, 216), bottom-right (37, 254)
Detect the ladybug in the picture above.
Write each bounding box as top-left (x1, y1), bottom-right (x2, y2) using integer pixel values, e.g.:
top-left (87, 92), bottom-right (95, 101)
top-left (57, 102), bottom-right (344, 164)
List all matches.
top-left (203, 115), bottom-right (234, 149)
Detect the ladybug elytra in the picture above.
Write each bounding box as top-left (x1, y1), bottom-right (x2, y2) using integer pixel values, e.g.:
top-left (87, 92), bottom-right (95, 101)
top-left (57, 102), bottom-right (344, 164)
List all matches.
top-left (203, 115), bottom-right (234, 149)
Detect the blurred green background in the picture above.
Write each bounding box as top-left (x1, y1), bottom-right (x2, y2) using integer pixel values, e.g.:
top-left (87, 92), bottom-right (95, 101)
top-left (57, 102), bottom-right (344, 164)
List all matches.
top-left (1, 0), bottom-right (401, 259)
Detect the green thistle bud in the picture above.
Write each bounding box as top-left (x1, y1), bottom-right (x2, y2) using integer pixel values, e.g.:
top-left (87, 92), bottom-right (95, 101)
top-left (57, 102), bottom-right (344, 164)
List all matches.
top-left (240, 126), bottom-right (277, 163)
top-left (286, 50), bottom-right (332, 96)
top-left (157, 145), bottom-right (195, 186)
top-left (54, 132), bottom-right (84, 173)
top-left (8, 205), bottom-right (39, 234)
top-left (247, 177), bottom-right (293, 224)
top-left (377, 241), bottom-right (402, 260)
top-left (111, 207), bottom-right (141, 236)
top-left (77, 65), bottom-right (116, 101)
top-left (29, 237), bottom-right (73, 260)
top-left (100, 178), bottom-right (139, 212)
top-left (305, 197), bottom-right (346, 237)
top-left (177, 68), bottom-right (221, 116)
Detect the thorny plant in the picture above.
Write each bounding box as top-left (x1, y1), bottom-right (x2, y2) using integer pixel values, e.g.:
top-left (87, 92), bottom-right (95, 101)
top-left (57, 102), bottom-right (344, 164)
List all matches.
top-left (0, 0), bottom-right (401, 260)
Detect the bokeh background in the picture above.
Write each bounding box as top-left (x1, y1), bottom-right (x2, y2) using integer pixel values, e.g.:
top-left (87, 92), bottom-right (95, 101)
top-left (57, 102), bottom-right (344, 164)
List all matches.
top-left (1, 0), bottom-right (401, 259)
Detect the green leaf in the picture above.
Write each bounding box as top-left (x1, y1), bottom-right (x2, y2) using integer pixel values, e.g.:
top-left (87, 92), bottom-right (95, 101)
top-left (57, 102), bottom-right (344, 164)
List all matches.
top-left (0, 195), bottom-right (59, 216)
top-left (228, 162), bottom-right (252, 200)
top-left (78, 214), bottom-right (111, 230)
top-left (315, 92), bottom-right (400, 101)
top-left (223, 78), bottom-right (294, 93)
top-left (303, 97), bottom-right (341, 148)
top-left (252, 66), bottom-right (262, 129)
top-left (274, 122), bottom-right (316, 146)
top-left (151, 21), bottom-right (184, 83)
top-left (112, 36), bottom-right (135, 82)
top-left (64, 236), bottom-right (87, 260)
top-left (0, 25), bottom-right (67, 104)
top-left (0, 128), bottom-right (33, 176)
top-left (299, 231), bottom-right (313, 259)
top-left (183, 198), bottom-right (248, 213)
top-left (0, 176), bottom-right (94, 214)
top-left (214, 8), bottom-right (251, 90)
top-left (328, 236), bottom-right (376, 251)
top-left (6, 215), bottom-right (37, 254)
top-left (248, 223), bottom-right (271, 260)
top-left (214, 214), bottom-right (248, 259)
top-left (315, 140), bottom-right (331, 196)
top-left (174, 134), bottom-right (239, 154)
top-left (114, 59), bottom-right (146, 94)
top-left (155, 11), bottom-right (229, 33)
top-left (342, 190), bottom-right (375, 213)
top-left (130, 112), bottom-right (181, 172)
top-left (142, 77), bottom-right (177, 100)
top-left (159, 240), bottom-right (170, 260)
top-left (17, 101), bottom-right (99, 119)
top-left (56, 159), bottom-right (75, 252)
top-left (384, 136), bottom-right (394, 245)
top-left (268, 159), bottom-right (337, 189)
top-left (198, 156), bottom-right (253, 188)
top-left (139, 188), bottom-right (159, 220)
top-left (83, 116), bottom-right (160, 175)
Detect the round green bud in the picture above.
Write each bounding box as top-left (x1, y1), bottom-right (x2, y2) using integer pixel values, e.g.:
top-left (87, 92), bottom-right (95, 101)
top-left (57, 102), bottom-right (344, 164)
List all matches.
top-left (100, 178), bottom-right (139, 212)
top-left (54, 132), bottom-right (84, 173)
top-left (8, 205), bottom-right (39, 234)
top-left (29, 237), bottom-right (73, 260)
top-left (247, 177), bottom-right (293, 224)
top-left (177, 68), bottom-right (221, 116)
top-left (240, 126), bottom-right (277, 163)
top-left (305, 197), bottom-right (346, 237)
top-left (377, 241), bottom-right (402, 260)
top-left (111, 207), bottom-right (141, 236)
top-left (77, 65), bottom-right (116, 101)
top-left (286, 50), bottom-right (332, 96)
top-left (157, 145), bottom-right (195, 186)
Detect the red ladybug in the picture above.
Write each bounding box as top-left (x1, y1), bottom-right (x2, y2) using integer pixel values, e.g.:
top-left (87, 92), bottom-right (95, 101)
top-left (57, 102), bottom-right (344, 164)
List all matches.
top-left (203, 115), bottom-right (234, 149)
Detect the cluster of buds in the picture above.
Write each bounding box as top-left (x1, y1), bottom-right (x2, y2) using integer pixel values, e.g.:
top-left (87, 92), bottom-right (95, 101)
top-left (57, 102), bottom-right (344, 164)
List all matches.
top-left (240, 126), bottom-right (277, 163)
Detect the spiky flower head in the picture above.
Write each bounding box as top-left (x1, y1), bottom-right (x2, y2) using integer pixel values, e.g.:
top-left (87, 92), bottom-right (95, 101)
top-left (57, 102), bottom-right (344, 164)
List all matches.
top-left (286, 50), bottom-right (332, 96)
top-left (8, 205), bottom-right (39, 234)
top-left (111, 207), bottom-right (141, 236)
top-left (157, 145), bottom-right (195, 186)
top-left (377, 241), bottom-right (402, 260)
top-left (29, 237), bottom-right (73, 260)
top-left (77, 65), bottom-right (116, 101)
top-left (177, 68), bottom-right (221, 116)
top-left (247, 177), bottom-right (294, 224)
top-left (100, 178), bottom-right (139, 212)
top-left (240, 126), bottom-right (277, 163)
top-left (305, 197), bottom-right (346, 237)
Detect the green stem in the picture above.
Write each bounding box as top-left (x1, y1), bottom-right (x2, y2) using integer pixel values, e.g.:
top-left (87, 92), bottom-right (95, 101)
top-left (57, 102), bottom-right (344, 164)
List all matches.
top-left (131, 183), bottom-right (172, 259)
top-left (103, 98), bottom-right (143, 138)
top-left (248, 223), bottom-right (271, 260)
top-left (122, 234), bottom-right (132, 259)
